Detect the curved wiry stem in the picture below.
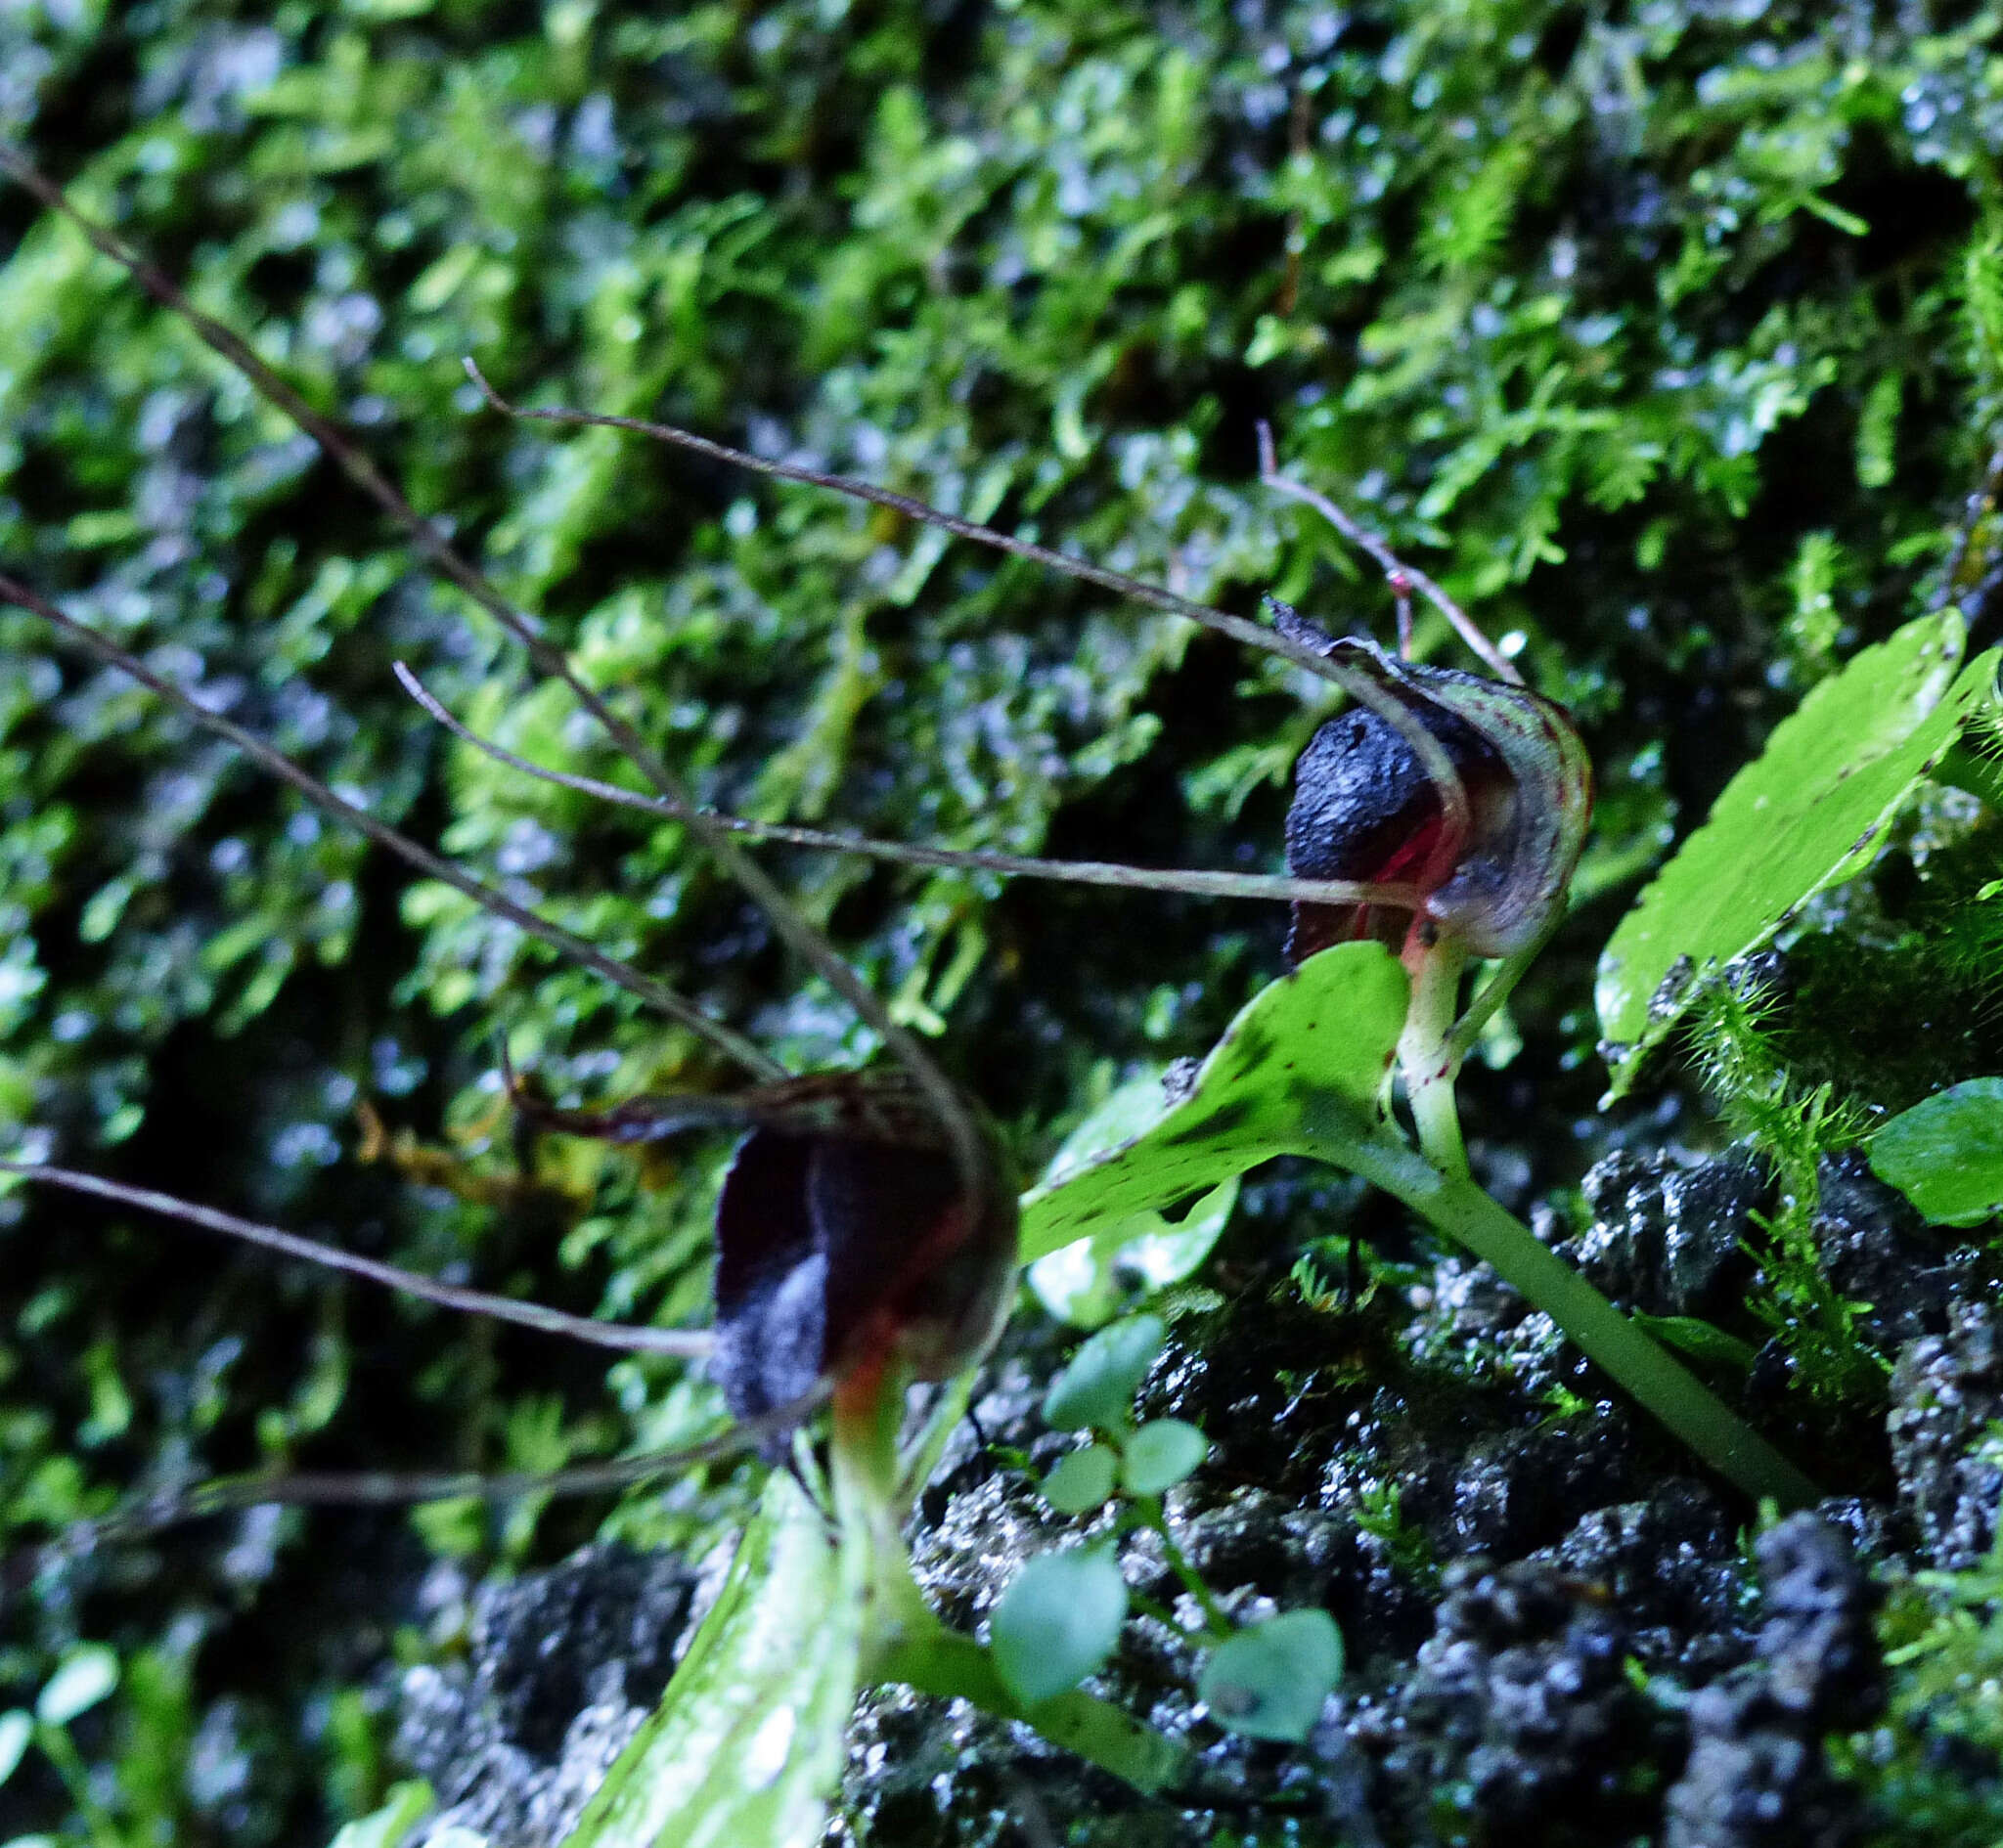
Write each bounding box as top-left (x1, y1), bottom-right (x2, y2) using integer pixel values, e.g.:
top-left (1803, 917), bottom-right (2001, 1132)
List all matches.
top-left (2, 1386), bottom-right (825, 1591)
top-left (394, 665), bottom-right (1427, 915)
top-left (0, 144), bottom-right (984, 1191)
top-left (1255, 422), bottom-right (1525, 686)
top-left (0, 1161), bottom-right (716, 1359)
top-left (458, 360), bottom-right (1475, 865)
top-left (0, 571), bottom-right (781, 1078)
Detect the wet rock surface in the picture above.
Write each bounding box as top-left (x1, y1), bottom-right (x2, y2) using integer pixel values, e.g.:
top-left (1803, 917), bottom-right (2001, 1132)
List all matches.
top-left (396, 1543), bottom-right (698, 1848)
top-left (1889, 1301), bottom-right (2003, 1569)
top-left (1566, 1148), bottom-right (1770, 1319)
top-left (1353, 1557), bottom-right (1663, 1840)
top-left (1661, 1515), bottom-right (1882, 1848)
top-left (817, 1250), bottom-right (1931, 1848)
top-left (1813, 1151), bottom-right (1967, 1348)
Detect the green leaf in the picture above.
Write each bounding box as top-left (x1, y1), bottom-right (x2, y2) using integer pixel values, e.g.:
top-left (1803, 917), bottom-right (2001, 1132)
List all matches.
top-left (990, 1548), bottom-right (1129, 1708)
top-left (328, 1782), bottom-right (436, 1848)
top-left (1027, 1074), bottom-right (1241, 1326)
top-left (1868, 1078), bottom-right (2003, 1227)
top-left (35, 1646), bottom-right (118, 1727)
top-left (1122, 1420), bottom-right (1208, 1496)
top-left (1021, 943), bottom-right (1410, 1261)
top-left (1043, 1314), bottom-right (1167, 1432)
top-left (0, 1712), bottom-right (30, 1788)
top-left (1042, 1444), bottom-right (1120, 1515)
top-left (1627, 1313), bottom-right (1758, 1373)
top-left (1597, 614), bottom-right (1997, 1090)
top-left (560, 1472), bottom-right (861, 1848)
top-left (1198, 1610), bottom-right (1344, 1742)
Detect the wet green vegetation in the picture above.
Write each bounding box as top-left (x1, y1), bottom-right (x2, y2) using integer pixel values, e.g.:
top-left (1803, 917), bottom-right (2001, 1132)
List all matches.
top-left (6, 0), bottom-right (2003, 1843)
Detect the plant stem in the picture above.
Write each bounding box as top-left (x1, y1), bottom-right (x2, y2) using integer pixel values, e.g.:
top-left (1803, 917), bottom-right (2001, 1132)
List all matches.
top-left (1324, 1124), bottom-right (1820, 1511)
top-left (1127, 1500), bottom-right (1233, 1642)
top-left (874, 1626), bottom-right (1187, 1793)
top-left (834, 1369), bottom-right (1187, 1794)
top-left (1398, 934), bottom-right (1471, 1178)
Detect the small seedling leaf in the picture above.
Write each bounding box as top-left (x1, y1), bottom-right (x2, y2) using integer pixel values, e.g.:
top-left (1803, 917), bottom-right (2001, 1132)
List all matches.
top-left (1868, 1078), bottom-right (2003, 1227)
top-left (1043, 1444), bottom-right (1121, 1514)
top-left (1597, 614), bottom-right (1997, 1090)
top-left (1043, 1314), bottom-right (1167, 1432)
top-left (35, 1646), bottom-right (118, 1727)
top-left (1198, 1609), bottom-right (1344, 1742)
top-left (1022, 943), bottom-right (1409, 1261)
top-left (561, 1471), bottom-right (861, 1848)
top-left (1122, 1419), bottom-right (1208, 1495)
top-left (0, 1712), bottom-right (31, 1789)
top-left (991, 1548), bottom-right (1129, 1709)
top-left (327, 1782), bottom-right (436, 1848)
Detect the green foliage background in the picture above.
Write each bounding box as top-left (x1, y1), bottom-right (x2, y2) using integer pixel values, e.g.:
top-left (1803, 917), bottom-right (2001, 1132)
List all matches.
top-left (3, 0), bottom-right (2002, 1840)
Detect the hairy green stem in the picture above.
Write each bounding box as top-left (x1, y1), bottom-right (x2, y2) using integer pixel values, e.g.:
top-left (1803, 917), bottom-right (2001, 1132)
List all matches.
top-left (1319, 1120), bottom-right (1820, 1510)
top-left (1398, 936), bottom-right (1471, 1178)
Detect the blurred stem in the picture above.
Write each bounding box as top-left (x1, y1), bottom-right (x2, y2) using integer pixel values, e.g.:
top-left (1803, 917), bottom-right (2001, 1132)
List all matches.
top-left (875, 1627), bottom-right (1187, 1794)
top-left (35, 1723), bottom-right (123, 1848)
top-left (1399, 934), bottom-right (1470, 1178)
top-left (834, 1368), bottom-right (1186, 1792)
top-left (1313, 1119), bottom-right (1821, 1512)
top-left (1124, 1498), bottom-right (1231, 1643)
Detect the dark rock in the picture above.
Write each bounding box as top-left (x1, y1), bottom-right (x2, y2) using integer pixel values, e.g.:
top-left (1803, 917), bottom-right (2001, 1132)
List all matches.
top-left (1754, 1513), bottom-right (1884, 1730)
top-left (396, 1543), bottom-right (697, 1848)
top-left (1812, 1149), bottom-right (1964, 1346)
top-left (1537, 1480), bottom-right (1752, 1678)
top-left (1665, 1678), bottom-right (1859, 1848)
top-left (1165, 1489), bottom-right (1433, 1664)
top-left (1430, 1416), bottom-right (1645, 1560)
top-left (1566, 1148), bottom-right (1770, 1320)
top-left (1661, 1515), bottom-right (1879, 1848)
top-left (1888, 1302), bottom-right (2003, 1568)
top-left (1354, 1559), bottom-right (1659, 1839)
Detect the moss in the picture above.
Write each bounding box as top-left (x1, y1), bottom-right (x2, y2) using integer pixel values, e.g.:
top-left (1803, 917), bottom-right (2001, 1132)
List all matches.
top-left (4, 0), bottom-right (2003, 1842)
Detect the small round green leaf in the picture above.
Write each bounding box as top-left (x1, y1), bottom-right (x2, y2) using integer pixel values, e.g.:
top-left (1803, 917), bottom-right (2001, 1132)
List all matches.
top-left (35, 1646), bottom-right (118, 1727)
top-left (991, 1548), bottom-right (1128, 1709)
top-left (1198, 1610), bottom-right (1344, 1742)
top-left (0, 1711), bottom-right (31, 1788)
top-left (1042, 1444), bottom-right (1120, 1514)
top-left (1122, 1419), bottom-right (1208, 1496)
top-left (1043, 1313), bottom-right (1166, 1432)
top-left (1869, 1078), bottom-right (2003, 1227)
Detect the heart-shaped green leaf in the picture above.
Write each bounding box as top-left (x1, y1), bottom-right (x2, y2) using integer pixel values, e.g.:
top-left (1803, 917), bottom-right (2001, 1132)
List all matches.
top-left (1020, 943), bottom-right (1410, 1261)
top-left (560, 1472), bottom-right (861, 1848)
top-left (1043, 1314), bottom-right (1167, 1432)
top-left (1868, 1078), bottom-right (2003, 1227)
top-left (1122, 1419), bottom-right (1208, 1496)
top-left (1596, 613), bottom-right (1997, 1091)
top-left (1199, 1609), bottom-right (1345, 1742)
top-left (990, 1548), bottom-right (1129, 1709)
top-left (1042, 1443), bottom-right (1121, 1514)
